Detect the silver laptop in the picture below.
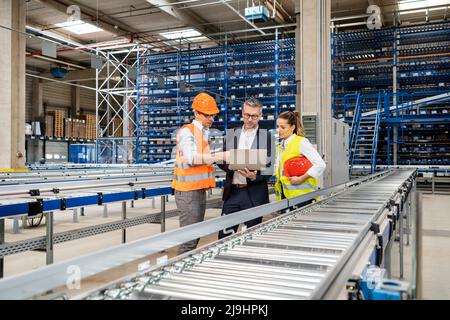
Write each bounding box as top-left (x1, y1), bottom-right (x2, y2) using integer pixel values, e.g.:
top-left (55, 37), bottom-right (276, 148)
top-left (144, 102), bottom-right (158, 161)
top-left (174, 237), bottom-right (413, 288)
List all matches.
top-left (227, 149), bottom-right (268, 171)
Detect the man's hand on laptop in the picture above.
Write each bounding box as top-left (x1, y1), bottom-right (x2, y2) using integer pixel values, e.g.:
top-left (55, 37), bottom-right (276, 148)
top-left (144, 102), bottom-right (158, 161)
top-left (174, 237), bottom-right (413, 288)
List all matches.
top-left (211, 151), bottom-right (229, 163)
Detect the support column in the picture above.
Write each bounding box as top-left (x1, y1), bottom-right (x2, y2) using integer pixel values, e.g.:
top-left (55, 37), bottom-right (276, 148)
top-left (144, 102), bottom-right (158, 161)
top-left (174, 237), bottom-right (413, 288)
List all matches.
top-left (27, 78), bottom-right (44, 163)
top-left (46, 212), bottom-right (54, 265)
top-left (160, 196), bottom-right (166, 233)
top-left (393, 30), bottom-right (399, 166)
top-left (102, 204), bottom-right (108, 218)
top-left (121, 201), bottom-right (126, 243)
top-left (296, 0), bottom-right (332, 186)
top-left (0, 0), bottom-right (26, 169)
top-left (72, 208), bottom-right (78, 223)
top-left (393, 126), bottom-right (398, 165)
top-left (399, 203), bottom-right (404, 279)
top-left (123, 76), bottom-right (130, 163)
top-left (0, 219), bottom-right (4, 278)
top-left (411, 190), bottom-right (423, 299)
top-left (32, 78), bottom-right (44, 120)
top-left (71, 82), bottom-right (81, 117)
top-left (13, 216), bottom-right (20, 234)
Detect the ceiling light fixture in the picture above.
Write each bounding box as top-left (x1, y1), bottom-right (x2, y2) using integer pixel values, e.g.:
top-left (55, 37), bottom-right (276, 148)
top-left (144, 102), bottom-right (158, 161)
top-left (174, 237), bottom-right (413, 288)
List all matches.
top-left (159, 28), bottom-right (209, 43)
top-left (54, 20), bottom-right (104, 35)
top-left (398, 0), bottom-right (450, 11)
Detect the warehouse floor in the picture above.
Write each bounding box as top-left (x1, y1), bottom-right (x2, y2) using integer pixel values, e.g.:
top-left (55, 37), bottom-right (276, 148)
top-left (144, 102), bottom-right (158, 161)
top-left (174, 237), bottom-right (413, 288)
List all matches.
top-left (390, 192), bottom-right (450, 300)
top-left (1, 190), bottom-right (449, 300)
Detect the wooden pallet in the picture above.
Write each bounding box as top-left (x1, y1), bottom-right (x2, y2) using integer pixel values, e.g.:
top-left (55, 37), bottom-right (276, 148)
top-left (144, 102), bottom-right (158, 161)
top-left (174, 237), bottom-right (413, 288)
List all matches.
top-left (79, 113), bottom-right (97, 139)
top-left (47, 111), bottom-right (64, 138)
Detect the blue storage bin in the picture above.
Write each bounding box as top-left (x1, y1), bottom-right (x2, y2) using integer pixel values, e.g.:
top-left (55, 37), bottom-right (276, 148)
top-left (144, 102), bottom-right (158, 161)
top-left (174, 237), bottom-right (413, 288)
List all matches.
top-left (69, 144), bottom-right (96, 163)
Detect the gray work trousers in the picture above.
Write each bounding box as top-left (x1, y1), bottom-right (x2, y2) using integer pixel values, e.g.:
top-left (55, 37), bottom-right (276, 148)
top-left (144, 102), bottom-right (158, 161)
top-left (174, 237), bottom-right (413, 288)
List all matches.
top-left (175, 189), bottom-right (207, 255)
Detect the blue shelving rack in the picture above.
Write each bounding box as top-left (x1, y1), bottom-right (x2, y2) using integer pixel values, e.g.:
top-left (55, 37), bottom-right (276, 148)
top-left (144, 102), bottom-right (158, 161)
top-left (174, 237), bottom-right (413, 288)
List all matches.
top-left (333, 21), bottom-right (450, 167)
top-left (135, 37), bottom-right (296, 163)
top-left (333, 27), bottom-right (395, 119)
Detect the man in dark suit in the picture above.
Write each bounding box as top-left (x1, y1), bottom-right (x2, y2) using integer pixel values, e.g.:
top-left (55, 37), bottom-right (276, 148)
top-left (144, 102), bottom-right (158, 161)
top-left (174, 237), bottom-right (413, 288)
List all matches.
top-left (217, 98), bottom-right (273, 239)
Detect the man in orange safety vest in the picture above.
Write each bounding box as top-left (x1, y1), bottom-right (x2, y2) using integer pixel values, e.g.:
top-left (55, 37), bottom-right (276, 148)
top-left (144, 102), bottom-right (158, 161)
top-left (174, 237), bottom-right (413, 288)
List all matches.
top-left (172, 92), bottom-right (227, 255)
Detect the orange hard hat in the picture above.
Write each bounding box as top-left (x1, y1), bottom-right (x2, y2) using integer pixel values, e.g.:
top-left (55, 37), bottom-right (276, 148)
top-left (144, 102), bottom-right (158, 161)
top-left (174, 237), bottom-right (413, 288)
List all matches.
top-left (284, 156), bottom-right (312, 177)
top-left (192, 93), bottom-right (219, 115)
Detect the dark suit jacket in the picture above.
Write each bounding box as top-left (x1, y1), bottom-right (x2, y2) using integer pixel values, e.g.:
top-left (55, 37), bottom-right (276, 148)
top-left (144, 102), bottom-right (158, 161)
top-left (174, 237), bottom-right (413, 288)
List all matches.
top-left (217, 128), bottom-right (273, 206)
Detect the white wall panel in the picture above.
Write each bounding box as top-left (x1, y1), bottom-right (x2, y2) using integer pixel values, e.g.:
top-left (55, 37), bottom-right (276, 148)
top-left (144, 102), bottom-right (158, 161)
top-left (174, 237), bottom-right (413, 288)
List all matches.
top-left (43, 82), bottom-right (71, 108)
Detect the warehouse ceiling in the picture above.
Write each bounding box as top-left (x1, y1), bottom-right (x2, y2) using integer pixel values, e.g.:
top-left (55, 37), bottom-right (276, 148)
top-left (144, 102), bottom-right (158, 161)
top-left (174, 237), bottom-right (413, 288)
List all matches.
top-left (23, 0), bottom-right (450, 74)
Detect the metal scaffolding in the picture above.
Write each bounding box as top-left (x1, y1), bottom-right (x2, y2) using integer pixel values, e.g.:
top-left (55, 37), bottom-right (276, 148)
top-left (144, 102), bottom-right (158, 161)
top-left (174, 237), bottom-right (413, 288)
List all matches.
top-left (95, 45), bottom-right (147, 164)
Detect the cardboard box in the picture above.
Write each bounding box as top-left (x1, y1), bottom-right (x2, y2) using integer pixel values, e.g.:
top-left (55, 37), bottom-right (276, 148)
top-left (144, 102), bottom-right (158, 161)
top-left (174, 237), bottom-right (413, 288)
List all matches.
top-left (65, 118), bottom-right (73, 138)
top-left (45, 115), bottom-right (54, 137)
top-left (72, 119), bottom-right (79, 138)
top-left (80, 120), bottom-right (86, 139)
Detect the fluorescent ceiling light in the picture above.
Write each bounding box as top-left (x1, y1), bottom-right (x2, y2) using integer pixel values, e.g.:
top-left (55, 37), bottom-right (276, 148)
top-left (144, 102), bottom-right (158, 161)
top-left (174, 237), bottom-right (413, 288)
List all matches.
top-left (54, 21), bottom-right (104, 35)
top-left (398, 0), bottom-right (450, 11)
top-left (159, 29), bottom-right (209, 43)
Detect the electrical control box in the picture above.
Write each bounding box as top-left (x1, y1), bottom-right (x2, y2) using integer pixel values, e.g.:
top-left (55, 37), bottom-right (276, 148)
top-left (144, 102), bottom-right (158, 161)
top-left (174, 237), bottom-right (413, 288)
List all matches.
top-left (244, 5), bottom-right (270, 22)
top-left (331, 118), bottom-right (350, 185)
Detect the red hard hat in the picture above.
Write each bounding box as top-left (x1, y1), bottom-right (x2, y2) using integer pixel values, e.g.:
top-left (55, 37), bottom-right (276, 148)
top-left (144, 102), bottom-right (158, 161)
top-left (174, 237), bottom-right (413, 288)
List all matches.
top-left (284, 156), bottom-right (312, 177)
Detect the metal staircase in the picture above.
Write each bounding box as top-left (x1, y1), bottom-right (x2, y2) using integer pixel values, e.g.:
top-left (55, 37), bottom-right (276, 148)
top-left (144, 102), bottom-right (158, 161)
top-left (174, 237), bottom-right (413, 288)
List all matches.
top-left (347, 93), bottom-right (361, 163)
top-left (349, 91), bottom-right (383, 178)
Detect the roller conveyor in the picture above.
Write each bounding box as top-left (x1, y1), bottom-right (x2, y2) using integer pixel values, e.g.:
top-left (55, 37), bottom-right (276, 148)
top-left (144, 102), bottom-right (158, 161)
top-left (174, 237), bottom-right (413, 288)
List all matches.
top-left (0, 166), bottom-right (224, 218)
top-left (0, 165), bottom-right (174, 185)
top-left (82, 169), bottom-right (415, 300)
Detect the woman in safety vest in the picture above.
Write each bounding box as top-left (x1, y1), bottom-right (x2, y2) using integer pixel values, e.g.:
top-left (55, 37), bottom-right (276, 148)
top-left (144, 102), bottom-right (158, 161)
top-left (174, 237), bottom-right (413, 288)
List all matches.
top-left (275, 111), bottom-right (326, 203)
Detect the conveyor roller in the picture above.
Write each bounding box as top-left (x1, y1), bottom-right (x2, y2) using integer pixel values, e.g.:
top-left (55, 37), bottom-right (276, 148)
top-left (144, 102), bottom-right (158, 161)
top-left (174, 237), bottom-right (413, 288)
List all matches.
top-left (85, 169), bottom-right (415, 300)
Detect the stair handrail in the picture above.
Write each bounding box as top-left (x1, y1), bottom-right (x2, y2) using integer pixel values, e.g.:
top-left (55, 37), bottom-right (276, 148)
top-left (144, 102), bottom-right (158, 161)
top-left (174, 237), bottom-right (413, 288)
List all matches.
top-left (349, 93), bottom-right (362, 176)
top-left (371, 90), bottom-right (383, 173)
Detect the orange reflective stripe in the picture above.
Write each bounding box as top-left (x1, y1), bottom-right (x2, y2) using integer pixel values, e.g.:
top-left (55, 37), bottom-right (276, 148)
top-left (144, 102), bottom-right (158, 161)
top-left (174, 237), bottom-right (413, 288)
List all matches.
top-left (172, 178), bottom-right (215, 192)
top-left (174, 165), bottom-right (213, 176)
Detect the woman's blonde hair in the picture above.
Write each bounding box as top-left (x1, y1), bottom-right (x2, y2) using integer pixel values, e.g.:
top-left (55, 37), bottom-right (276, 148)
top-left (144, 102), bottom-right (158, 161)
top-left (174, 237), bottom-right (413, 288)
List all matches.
top-left (278, 111), bottom-right (305, 137)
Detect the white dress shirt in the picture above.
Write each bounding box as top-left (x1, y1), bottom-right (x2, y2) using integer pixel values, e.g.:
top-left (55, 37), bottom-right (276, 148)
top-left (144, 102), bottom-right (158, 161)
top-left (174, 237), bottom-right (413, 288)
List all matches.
top-left (232, 126), bottom-right (258, 185)
top-left (277, 134), bottom-right (326, 179)
top-left (177, 120), bottom-right (209, 166)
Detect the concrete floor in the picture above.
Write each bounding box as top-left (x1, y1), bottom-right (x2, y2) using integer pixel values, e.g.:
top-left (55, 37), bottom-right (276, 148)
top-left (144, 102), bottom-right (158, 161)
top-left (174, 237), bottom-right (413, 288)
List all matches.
top-left (390, 193), bottom-right (450, 300)
top-left (1, 190), bottom-right (449, 299)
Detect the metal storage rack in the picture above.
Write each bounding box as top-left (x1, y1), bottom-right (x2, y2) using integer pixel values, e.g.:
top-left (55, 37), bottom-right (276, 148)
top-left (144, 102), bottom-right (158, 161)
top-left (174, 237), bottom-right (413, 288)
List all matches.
top-left (391, 22), bottom-right (450, 166)
top-left (333, 22), bottom-right (450, 168)
top-left (136, 51), bottom-right (186, 164)
top-left (135, 37), bottom-right (296, 163)
top-left (332, 27), bottom-right (395, 119)
top-left (226, 38), bottom-right (296, 129)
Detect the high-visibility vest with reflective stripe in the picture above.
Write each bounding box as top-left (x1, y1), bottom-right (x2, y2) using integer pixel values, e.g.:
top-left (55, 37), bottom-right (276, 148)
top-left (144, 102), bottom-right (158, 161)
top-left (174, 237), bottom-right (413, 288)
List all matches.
top-left (274, 135), bottom-right (318, 201)
top-left (172, 123), bottom-right (215, 191)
